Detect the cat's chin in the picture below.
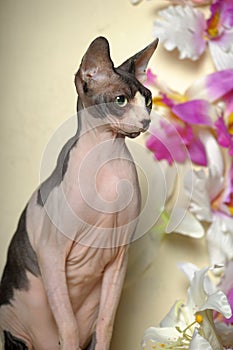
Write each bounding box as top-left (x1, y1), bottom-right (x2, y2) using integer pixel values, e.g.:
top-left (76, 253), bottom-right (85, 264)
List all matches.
top-left (116, 130), bottom-right (141, 138)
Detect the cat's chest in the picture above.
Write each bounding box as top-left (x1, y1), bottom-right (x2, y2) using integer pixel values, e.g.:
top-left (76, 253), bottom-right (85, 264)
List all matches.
top-left (64, 140), bottom-right (140, 204)
top-left (58, 152), bottom-right (139, 244)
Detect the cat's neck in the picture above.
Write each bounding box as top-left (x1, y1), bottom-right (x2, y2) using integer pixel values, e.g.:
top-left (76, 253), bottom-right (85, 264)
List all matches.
top-left (77, 98), bottom-right (125, 145)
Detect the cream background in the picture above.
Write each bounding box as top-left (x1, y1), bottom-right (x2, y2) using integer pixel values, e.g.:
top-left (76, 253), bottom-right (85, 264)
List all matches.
top-left (0, 1), bottom-right (213, 349)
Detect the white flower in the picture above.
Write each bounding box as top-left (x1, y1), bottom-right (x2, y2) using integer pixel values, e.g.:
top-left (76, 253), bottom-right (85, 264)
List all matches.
top-left (185, 131), bottom-right (233, 267)
top-left (153, 3), bottom-right (233, 70)
top-left (153, 5), bottom-right (207, 60)
top-left (142, 263), bottom-right (232, 349)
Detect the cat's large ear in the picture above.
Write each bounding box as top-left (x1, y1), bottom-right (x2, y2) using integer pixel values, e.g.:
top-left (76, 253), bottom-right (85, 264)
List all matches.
top-left (77, 36), bottom-right (114, 83)
top-left (117, 38), bottom-right (159, 84)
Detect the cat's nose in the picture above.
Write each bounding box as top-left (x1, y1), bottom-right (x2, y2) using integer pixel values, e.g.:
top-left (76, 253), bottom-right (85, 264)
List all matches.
top-left (141, 119), bottom-right (151, 129)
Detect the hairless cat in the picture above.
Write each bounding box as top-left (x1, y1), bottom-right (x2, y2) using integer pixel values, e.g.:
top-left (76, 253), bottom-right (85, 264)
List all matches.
top-left (0, 36), bottom-right (158, 350)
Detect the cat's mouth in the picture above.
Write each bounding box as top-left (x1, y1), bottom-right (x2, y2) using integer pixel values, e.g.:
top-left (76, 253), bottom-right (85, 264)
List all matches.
top-left (127, 131), bottom-right (141, 138)
top-left (116, 129), bottom-right (141, 138)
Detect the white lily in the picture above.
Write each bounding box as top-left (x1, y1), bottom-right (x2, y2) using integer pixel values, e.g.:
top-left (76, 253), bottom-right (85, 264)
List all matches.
top-left (142, 263), bottom-right (232, 350)
top-left (215, 261), bottom-right (233, 349)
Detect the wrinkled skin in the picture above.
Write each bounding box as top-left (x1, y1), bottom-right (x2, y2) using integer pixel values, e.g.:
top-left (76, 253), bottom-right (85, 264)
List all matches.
top-left (0, 37), bottom-right (158, 350)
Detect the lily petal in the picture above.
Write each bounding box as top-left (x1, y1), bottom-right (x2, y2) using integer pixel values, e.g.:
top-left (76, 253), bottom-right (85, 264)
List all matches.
top-left (178, 261), bottom-right (198, 283)
top-left (200, 290), bottom-right (232, 319)
top-left (160, 300), bottom-right (186, 327)
top-left (168, 209), bottom-right (204, 237)
top-left (142, 326), bottom-right (180, 346)
top-left (189, 267), bottom-right (208, 308)
top-left (215, 322), bottom-right (233, 348)
top-left (153, 5), bottom-right (206, 60)
top-left (189, 331), bottom-right (213, 350)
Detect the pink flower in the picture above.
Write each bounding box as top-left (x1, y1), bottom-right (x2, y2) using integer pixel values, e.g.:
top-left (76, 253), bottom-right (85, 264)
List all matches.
top-left (147, 118), bottom-right (208, 165)
top-left (146, 69), bottom-right (233, 165)
top-left (145, 69), bottom-right (157, 86)
top-left (215, 116), bottom-right (233, 156)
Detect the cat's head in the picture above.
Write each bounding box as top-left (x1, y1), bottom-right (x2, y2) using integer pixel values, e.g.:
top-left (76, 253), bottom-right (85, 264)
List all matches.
top-left (75, 36), bottom-right (158, 138)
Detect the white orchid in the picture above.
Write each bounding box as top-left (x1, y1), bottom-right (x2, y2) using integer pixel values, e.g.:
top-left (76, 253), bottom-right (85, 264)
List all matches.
top-left (153, 1), bottom-right (233, 70)
top-left (185, 130), bottom-right (233, 268)
top-left (145, 68), bottom-right (233, 268)
top-left (131, 0), bottom-right (211, 6)
top-left (142, 263), bottom-right (232, 350)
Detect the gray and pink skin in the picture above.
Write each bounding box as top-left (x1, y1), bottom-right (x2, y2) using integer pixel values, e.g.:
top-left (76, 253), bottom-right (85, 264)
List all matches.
top-left (0, 37), bottom-right (158, 350)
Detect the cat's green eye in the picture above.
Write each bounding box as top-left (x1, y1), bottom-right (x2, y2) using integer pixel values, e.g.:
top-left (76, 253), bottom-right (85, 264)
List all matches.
top-left (115, 95), bottom-right (128, 107)
top-left (145, 96), bottom-right (152, 107)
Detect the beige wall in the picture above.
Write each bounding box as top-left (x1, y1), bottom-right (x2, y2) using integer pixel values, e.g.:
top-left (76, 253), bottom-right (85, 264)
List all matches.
top-left (0, 1), bottom-right (212, 349)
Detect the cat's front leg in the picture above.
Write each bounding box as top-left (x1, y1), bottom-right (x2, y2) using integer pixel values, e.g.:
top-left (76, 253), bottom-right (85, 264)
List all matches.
top-left (36, 215), bottom-right (80, 350)
top-left (95, 247), bottom-right (128, 350)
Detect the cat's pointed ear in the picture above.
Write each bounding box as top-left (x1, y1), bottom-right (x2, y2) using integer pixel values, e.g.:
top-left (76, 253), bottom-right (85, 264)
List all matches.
top-left (78, 36), bottom-right (114, 83)
top-left (117, 38), bottom-right (159, 84)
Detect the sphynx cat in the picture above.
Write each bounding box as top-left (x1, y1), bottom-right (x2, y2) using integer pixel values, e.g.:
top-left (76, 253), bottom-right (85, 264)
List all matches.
top-left (0, 36), bottom-right (158, 350)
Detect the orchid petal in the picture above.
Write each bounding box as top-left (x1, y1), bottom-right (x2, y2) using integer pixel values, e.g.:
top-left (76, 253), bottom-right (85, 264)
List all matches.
top-left (189, 331), bottom-right (213, 350)
top-left (146, 121), bottom-right (189, 165)
top-left (219, 260), bottom-right (233, 295)
top-left (215, 116), bottom-right (231, 147)
top-left (206, 215), bottom-right (233, 267)
top-left (167, 0), bottom-right (211, 5)
top-left (215, 116), bottom-right (233, 152)
top-left (184, 169), bottom-right (213, 222)
top-left (199, 130), bottom-right (224, 177)
top-left (225, 91), bottom-right (233, 115)
top-left (187, 137), bottom-right (207, 166)
top-left (153, 5), bottom-right (206, 60)
top-left (172, 100), bottom-right (213, 125)
top-left (145, 68), bottom-right (157, 86)
top-left (185, 69), bottom-right (233, 102)
top-left (205, 68), bottom-right (233, 102)
top-left (209, 39), bottom-right (233, 70)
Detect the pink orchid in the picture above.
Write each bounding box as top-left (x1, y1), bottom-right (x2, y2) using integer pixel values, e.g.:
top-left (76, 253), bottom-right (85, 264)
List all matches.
top-left (215, 116), bottom-right (233, 156)
top-left (147, 118), bottom-right (208, 165)
top-left (214, 87), bottom-right (233, 156)
top-left (146, 69), bottom-right (233, 165)
top-left (153, 0), bottom-right (233, 69)
top-left (146, 68), bottom-right (233, 266)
